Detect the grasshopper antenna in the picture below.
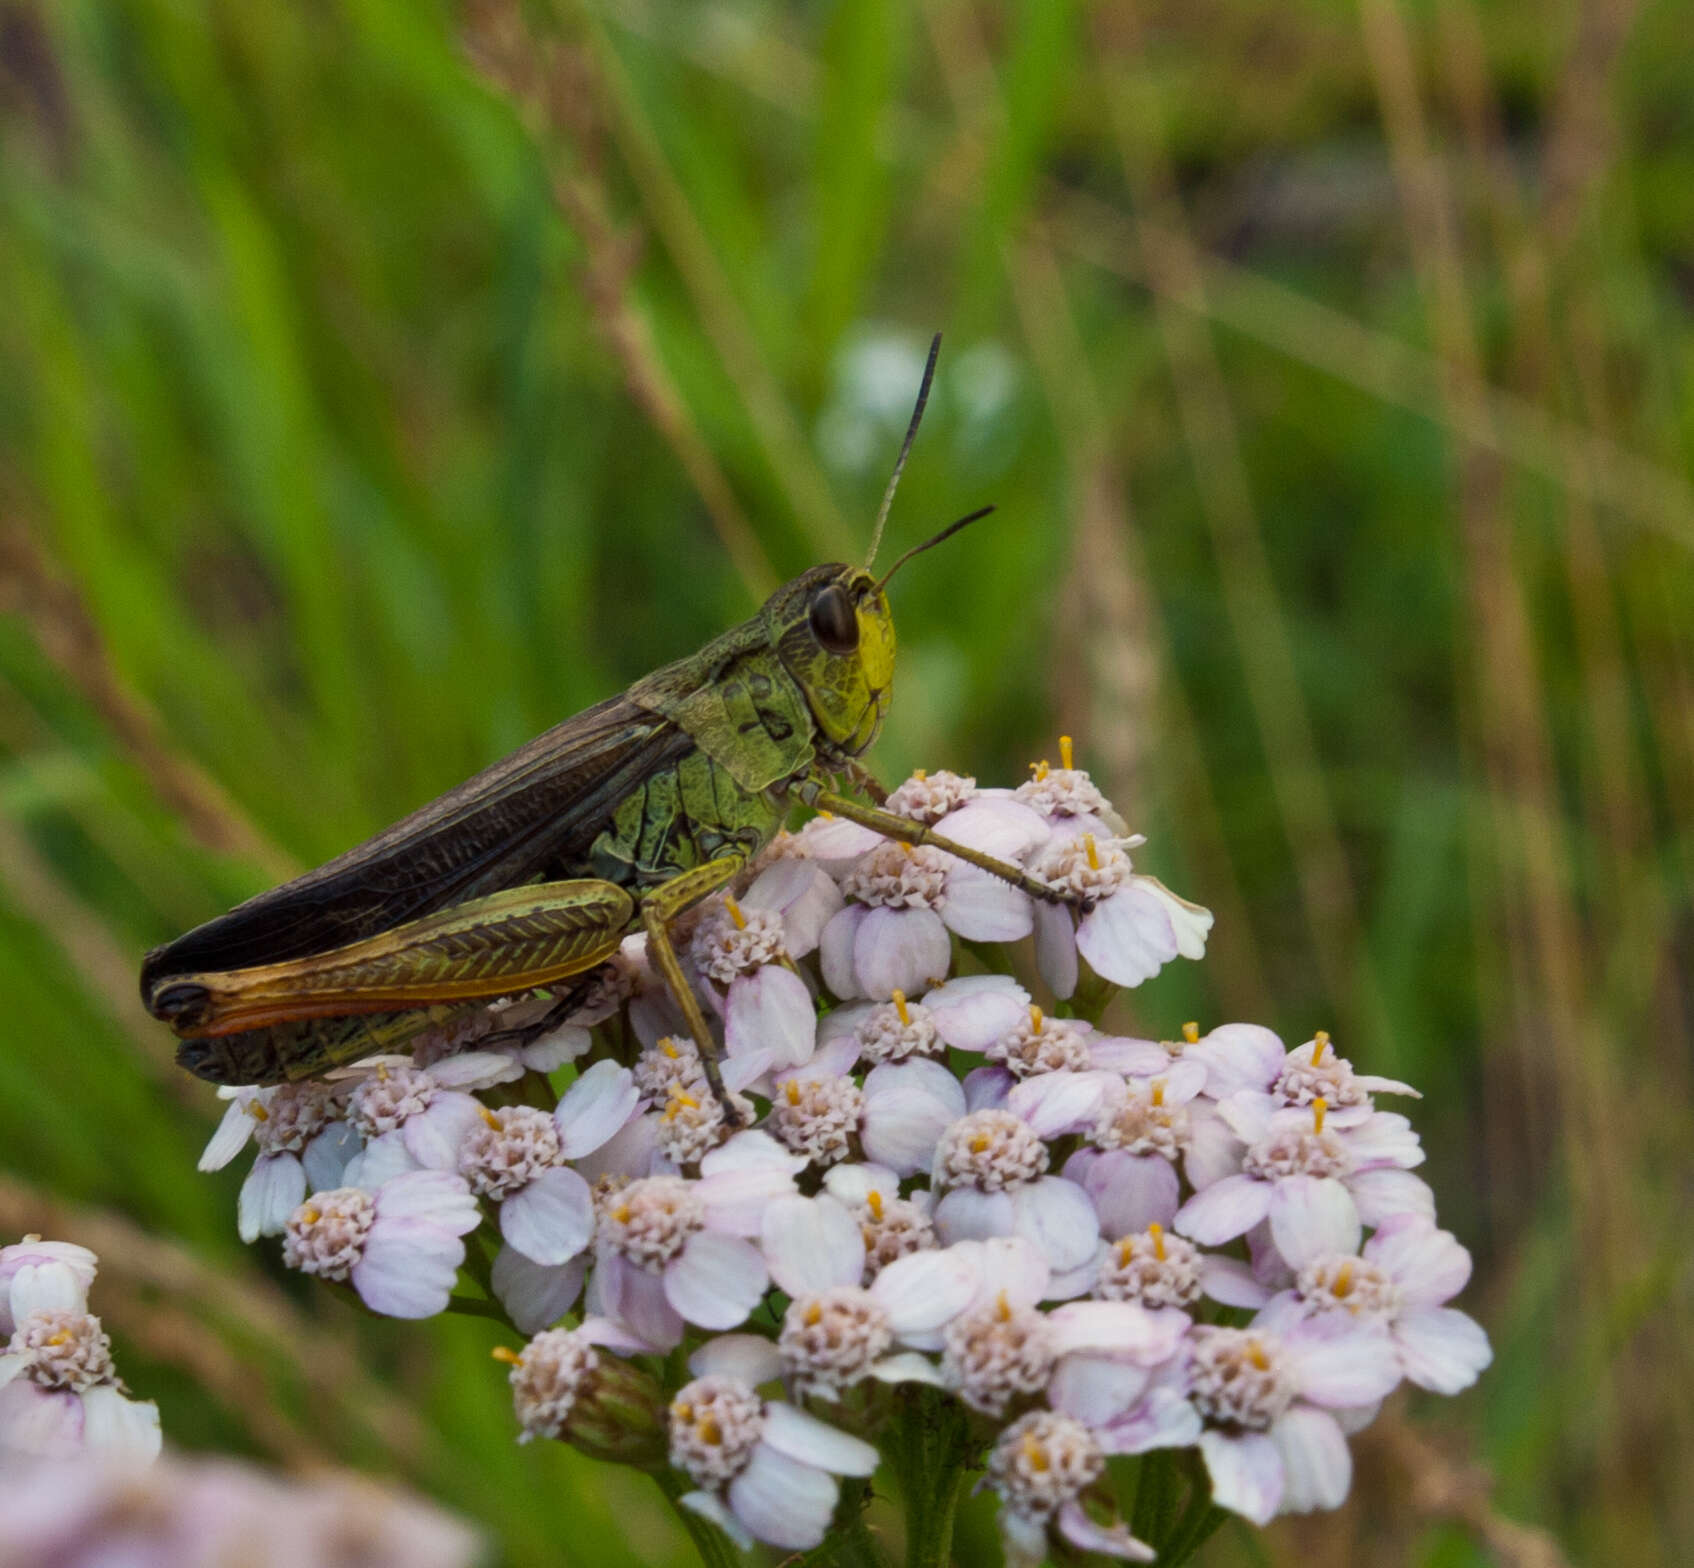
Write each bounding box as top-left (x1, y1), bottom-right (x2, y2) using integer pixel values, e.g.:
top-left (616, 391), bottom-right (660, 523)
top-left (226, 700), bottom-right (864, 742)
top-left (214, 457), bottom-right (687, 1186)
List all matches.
top-left (874, 504), bottom-right (994, 593)
top-left (865, 331), bottom-right (943, 569)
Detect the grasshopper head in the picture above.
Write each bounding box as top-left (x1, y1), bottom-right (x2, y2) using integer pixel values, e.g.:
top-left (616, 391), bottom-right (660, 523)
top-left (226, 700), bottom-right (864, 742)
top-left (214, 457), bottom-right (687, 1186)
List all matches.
top-left (766, 564), bottom-right (894, 757)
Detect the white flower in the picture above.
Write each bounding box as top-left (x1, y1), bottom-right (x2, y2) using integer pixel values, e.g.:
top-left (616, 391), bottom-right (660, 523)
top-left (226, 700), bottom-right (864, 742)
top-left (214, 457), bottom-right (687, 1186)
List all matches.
top-left (455, 1061), bottom-right (637, 1268)
top-left (1028, 832), bottom-right (1213, 998)
top-left (281, 1171), bottom-right (480, 1318)
top-left (201, 1082), bottom-right (361, 1244)
top-left (918, 974), bottom-right (1033, 1053)
top-left (988, 1410), bottom-right (1154, 1566)
top-left (931, 1111), bottom-right (1101, 1295)
top-left (1174, 1096), bottom-right (1432, 1269)
top-left (344, 1051), bottom-right (523, 1168)
top-left (668, 1366), bottom-right (878, 1551)
top-left (593, 1137), bottom-right (798, 1349)
top-left (1061, 1061), bottom-right (1209, 1236)
top-left (1276, 1216), bottom-right (1492, 1395)
top-left (1185, 1312), bottom-right (1403, 1524)
top-left (818, 800), bottom-right (1046, 1000)
top-left (0, 1305), bottom-right (160, 1464)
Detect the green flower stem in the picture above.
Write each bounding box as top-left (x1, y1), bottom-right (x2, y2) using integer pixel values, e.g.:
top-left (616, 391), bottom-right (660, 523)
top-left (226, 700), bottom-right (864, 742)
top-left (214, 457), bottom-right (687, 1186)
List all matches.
top-left (890, 1389), bottom-right (974, 1568)
top-left (806, 1478), bottom-right (892, 1568)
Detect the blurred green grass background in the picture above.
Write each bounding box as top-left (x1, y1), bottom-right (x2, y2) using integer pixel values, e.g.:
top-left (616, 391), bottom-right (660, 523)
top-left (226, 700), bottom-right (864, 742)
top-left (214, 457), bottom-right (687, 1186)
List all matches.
top-left (2, 0), bottom-right (1690, 1563)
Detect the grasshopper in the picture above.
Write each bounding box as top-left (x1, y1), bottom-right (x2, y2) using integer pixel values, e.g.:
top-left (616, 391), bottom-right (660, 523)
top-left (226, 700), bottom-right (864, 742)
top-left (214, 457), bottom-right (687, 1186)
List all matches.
top-left (142, 338), bottom-right (1079, 1103)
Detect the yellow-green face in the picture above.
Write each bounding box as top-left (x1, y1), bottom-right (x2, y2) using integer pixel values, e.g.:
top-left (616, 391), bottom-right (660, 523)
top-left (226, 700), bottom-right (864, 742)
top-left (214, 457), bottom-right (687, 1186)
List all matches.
top-left (767, 564), bottom-right (895, 757)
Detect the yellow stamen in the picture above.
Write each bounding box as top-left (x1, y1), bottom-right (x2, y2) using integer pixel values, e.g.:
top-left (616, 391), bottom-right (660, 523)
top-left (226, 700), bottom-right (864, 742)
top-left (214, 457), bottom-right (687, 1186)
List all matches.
top-left (491, 1345), bottom-right (523, 1366)
top-left (247, 1101), bottom-right (270, 1123)
top-left (478, 1105), bottom-right (501, 1129)
top-left (662, 1039), bottom-right (680, 1059)
top-left (866, 1189), bottom-right (884, 1220)
top-left (1022, 1433), bottom-right (1050, 1471)
top-left (1332, 1261), bottom-right (1354, 1298)
top-left (1117, 1238), bottom-right (1135, 1266)
top-left (612, 1204), bottom-right (631, 1225)
top-left (1314, 1029), bottom-right (1331, 1062)
top-left (994, 1290), bottom-right (1012, 1321)
top-left (1149, 1221), bottom-right (1166, 1261)
top-left (1151, 1077), bottom-right (1166, 1107)
top-left (891, 989), bottom-right (910, 1026)
top-left (47, 1330), bottom-right (71, 1347)
top-left (301, 1207), bottom-right (320, 1226)
top-left (1083, 832), bottom-right (1099, 871)
top-left (1030, 759), bottom-right (1050, 782)
top-left (1246, 1338), bottom-right (1270, 1372)
top-left (784, 1081), bottom-right (801, 1106)
top-left (969, 1135), bottom-right (990, 1155)
top-left (818, 809), bottom-right (834, 819)
top-left (1029, 1004), bottom-right (1044, 1035)
top-left (914, 769), bottom-right (927, 782)
top-left (724, 896), bottom-right (747, 931)
top-left (1312, 1097), bottom-right (1328, 1135)
top-left (1059, 735), bottom-right (1074, 770)
top-left (1182, 1021), bottom-right (1200, 1044)
top-left (376, 1061), bottom-right (389, 1082)
top-left (673, 1400), bottom-right (694, 1422)
top-left (805, 1302), bottom-right (823, 1327)
top-left (697, 1416), bottom-right (723, 1446)
top-left (898, 841), bottom-right (914, 856)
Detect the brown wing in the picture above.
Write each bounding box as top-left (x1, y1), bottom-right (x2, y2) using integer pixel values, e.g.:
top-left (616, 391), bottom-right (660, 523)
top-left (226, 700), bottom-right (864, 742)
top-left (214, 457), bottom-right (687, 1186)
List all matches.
top-left (141, 694), bottom-right (690, 991)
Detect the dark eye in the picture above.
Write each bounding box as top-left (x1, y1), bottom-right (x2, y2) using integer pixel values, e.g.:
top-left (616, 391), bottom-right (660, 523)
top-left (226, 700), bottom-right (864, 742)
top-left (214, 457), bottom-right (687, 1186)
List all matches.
top-left (808, 584), bottom-right (860, 655)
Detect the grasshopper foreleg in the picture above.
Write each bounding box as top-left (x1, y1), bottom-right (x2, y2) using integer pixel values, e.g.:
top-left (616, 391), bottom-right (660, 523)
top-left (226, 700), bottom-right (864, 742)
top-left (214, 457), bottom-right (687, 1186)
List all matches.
top-left (801, 782), bottom-right (1089, 910)
top-left (638, 856), bottom-right (749, 1118)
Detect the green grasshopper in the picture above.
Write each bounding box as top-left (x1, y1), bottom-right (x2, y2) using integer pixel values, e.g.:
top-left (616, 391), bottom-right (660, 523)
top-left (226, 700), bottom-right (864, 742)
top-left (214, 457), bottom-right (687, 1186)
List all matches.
top-left (142, 338), bottom-right (1079, 1103)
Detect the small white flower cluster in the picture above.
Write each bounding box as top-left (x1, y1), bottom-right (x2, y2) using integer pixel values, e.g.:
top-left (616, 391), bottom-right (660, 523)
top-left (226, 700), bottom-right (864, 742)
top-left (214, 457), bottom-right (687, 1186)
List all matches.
top-left (0, 1236), bottom-right (160, 1465)
top-left (199, 748), bottom-right (1490, 1559)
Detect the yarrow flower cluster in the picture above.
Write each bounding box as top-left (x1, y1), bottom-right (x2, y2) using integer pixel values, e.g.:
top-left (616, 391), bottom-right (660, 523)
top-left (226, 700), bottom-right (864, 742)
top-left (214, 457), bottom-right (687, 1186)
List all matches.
top-left (0, 1235), bottom-right (159, 1465)
top-left (197, 743), bottom-right (1491, 1560)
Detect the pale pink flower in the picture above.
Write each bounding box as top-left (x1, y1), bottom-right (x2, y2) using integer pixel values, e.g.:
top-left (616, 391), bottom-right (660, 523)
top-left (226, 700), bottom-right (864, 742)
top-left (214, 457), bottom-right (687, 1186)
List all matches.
top-left (281, 1171), bottom-right (479, 1319)
top-left (930, 1111), bottom-right (1101, 1294)
top-left (988, 1410), bottom-right (1155, 1567)
top-left (1061, 1061), bottom-right (1209, 1237)
top-left (1272, 1216), bottom-right (1492, 1395)
top-left (690, 895), bottom-right (818, 1080)
top-left (592, 1137), bottom-right (798, 1349)
top-left (1028, 831), bottom-right (1212, 997)
top-left (668, 1366), bottom-right (878, 1551)
top-left (0, 1302), bottom-right (160, 1464)
top-left (1184, 1312), bottom-right (1402, 1524)
top-left (342, 1051), bottom-right (522, 1171)
top-left (200, 1082), bottom-right (361, 1243)
top-left (1174, 1097), bottom-right (1432, 1267)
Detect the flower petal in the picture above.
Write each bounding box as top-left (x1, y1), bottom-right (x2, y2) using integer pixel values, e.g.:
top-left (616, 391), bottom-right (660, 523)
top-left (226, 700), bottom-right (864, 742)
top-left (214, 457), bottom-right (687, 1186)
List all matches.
top-left (1184, 1024), bottom-right (1286, 1099)
top-left (939, 863), bottom-right (1033, 942)
top-left (1198, 1430), bottom-right (1283, 1525)
top-left (77, 1385), bottom-right (163, 1462)
top-left (402, 1093), bottom-right (485, 1170)
top-left (1269, 1406), bottom-right (1351, 1513)
top-left (761, 1195), bottom-right (864, 1297)
top-left (597, 1250), bottom-right (683, 1351)
top-left (688, 1333), bottom-right (782, 1385)
top-left (744, 860), bottom-right (843, 958)
top-left (861, 1059), bottom-right (966, 1175)
top-left (759, 1402), bottom-right (878, 1476)
top-left (1174, 1174), bottom-right (1272, 1246)
top-left (922, 974), bottom-right (1030, 1051)
top-left (491, 1246), bottom-right (586, 1335)
top-left (819, 906), bottom-right (868, 999)
top-left (854, 907), bottom-right (952, 1001)
top-left (1363, 1216), bottom-right (1471, 1308)
top-left (1277, 1314), bottom-right (1403, 1407)
top-left (678, 1490), bottom-right (754, 1553)
top-left (1075, 885), bottom-right (1178, 988)
top-left (727, 1443), bottom-right (838, 1550)
top-left (1082, 1151), bottom-right (1181, 1238)
top-left (1057, 1498), bottom-right (1156, 1562)
top-left (500, 1166), bottom-right (594, 1266)
top-left (375, 1170), bottom-right (480, 1233)
top-left (870, 1249), bottom-right (977, 1336)
top-left (1267, 1177), bottom-right (1360, 1271)
top-left (1012, 1177), bottom-right (1101, 1273)
top-left (554, 1061), bottom-right (639, 1159)
top-left (933, 1186), bottom-right (1016, 1248)
top-left (1347, 1167), bottom-right (1436, 1227)
top-left (1392, 1307), bottom-right (1492, 1394)
top-left (726, 966), bottom-right (817, 1071)
top-left (352, 1225), bottom-right (464, 1319)
top-left (1033, 901), bottom-right (1079, 1000)
top-left (665, 1232), bottom-right (769, 1329)
top-left (238, 1154), bottom-right (305, 1244)
top-left (1048, 1354), bottom-right (1152, 1426)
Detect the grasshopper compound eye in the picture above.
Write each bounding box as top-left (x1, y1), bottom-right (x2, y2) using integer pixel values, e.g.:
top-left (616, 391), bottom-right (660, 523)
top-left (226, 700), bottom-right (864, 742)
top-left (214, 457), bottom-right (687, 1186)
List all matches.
top-left (809, 583), bottom-right (860, 655)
